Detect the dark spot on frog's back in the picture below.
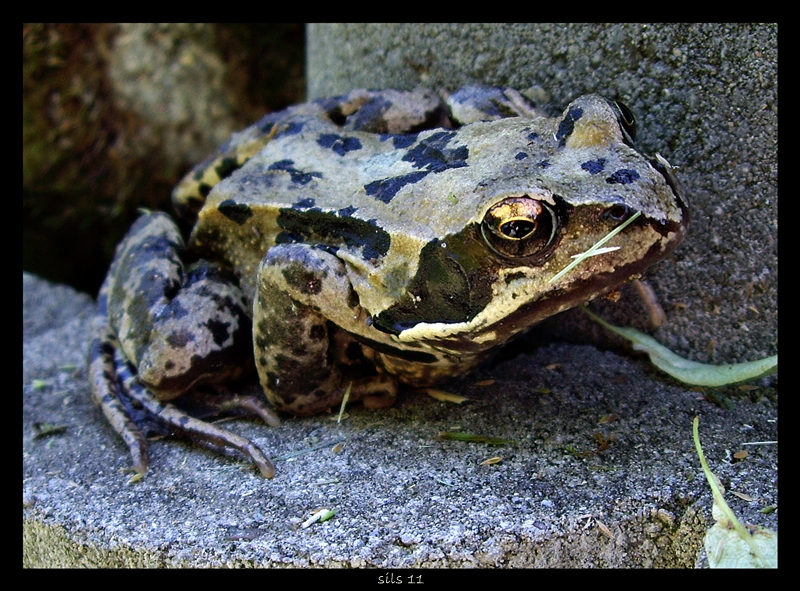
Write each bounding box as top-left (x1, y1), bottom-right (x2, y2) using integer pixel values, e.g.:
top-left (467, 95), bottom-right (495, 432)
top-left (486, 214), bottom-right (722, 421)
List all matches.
top-left (257, 118), bottom-right (276, 135)
top-left (606, 169), bottom-right (641, 185)
top-left (451, 86), bottom-right (512, 118)
top-left (386, 133), bottom-right (418, 149)
top-left (581, 158), bottom-right (607, 174)
top-left (402, 131), bottom-right (469, 173)
top-left (268, 159), bottom-right (323, 185)
top-left (364, 171), bottom-right (430, 203)
top-left (214, 157), bottom-right (244, 182)
top-left (317, 133), bottom-right (363, 156)
top-left (365, 131), bottom-right (469, 203)
top-left (218, 200), bottom-right (253, 225)
top-left (197, 183), bottom-right (213, 199)
top-left (345, 96), bottom-right (401, 132)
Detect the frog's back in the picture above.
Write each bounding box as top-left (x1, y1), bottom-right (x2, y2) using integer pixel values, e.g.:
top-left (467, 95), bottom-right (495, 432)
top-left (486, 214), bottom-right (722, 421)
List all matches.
top-left (182, 88), bottom-right (685, 314)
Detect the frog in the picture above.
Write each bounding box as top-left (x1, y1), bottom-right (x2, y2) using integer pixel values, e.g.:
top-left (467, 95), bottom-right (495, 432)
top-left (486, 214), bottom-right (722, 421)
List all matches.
top-left (88, 86), bottom-right (688, 479)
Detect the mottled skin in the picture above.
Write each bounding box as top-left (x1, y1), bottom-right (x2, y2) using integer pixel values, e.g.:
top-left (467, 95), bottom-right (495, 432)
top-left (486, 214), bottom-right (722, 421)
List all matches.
top-left (89, 86), bottom-right (688, 478)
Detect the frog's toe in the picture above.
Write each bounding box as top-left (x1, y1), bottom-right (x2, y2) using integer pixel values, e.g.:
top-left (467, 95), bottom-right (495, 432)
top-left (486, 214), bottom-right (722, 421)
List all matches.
top-left (349, 375), bottom-right (399, 410)
top-left (117, 352), bottom-right (276, 478)
top-left (207, 392), bottom-right (281, 428)
top-left (361, 392), bottom-right (398, 410)
top-left (94, 380), bottom-right (150, 475)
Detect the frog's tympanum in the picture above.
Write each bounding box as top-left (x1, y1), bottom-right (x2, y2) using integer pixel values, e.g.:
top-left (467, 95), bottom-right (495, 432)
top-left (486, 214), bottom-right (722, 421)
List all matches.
top-left (89, 87), bottom-right (688, 478)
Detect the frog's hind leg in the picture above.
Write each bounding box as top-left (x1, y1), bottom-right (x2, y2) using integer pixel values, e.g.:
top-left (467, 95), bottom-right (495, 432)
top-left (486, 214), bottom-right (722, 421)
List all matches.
top-left (114, 350), bottom-right (276, 479)
top-left (90, 211), bottom-right (277, 477)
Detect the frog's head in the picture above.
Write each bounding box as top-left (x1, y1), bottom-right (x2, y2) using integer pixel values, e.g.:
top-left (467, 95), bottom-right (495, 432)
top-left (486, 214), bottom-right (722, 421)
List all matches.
top-left (370, 94), bottom-right (688, 350)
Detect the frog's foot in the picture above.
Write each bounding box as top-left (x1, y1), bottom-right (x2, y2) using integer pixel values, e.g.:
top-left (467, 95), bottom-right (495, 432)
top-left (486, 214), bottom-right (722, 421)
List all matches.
top-left (445, 85), bottom-right (546, 125)
top-left (207, 392), bottom-right (281, 427)
top-left (115, 350), bottom-right (275, 478)
top-left (327, 88), bottom-right (452, 134)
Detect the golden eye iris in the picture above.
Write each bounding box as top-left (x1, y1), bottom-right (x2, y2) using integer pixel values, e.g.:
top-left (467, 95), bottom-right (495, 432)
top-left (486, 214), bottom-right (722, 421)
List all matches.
top-left (481, 197), bottom-right (558, 258)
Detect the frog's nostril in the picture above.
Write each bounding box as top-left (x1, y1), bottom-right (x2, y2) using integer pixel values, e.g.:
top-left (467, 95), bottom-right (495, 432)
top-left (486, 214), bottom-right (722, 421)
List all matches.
top-left (481, 197), bottom-right (557, 259)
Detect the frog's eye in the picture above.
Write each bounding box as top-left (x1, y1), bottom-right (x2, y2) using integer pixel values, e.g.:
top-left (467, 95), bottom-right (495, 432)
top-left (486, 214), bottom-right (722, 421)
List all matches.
top-left (612, 100), bottom-right (637, 143)
top-left (481, 197), bottom-right (558, 258)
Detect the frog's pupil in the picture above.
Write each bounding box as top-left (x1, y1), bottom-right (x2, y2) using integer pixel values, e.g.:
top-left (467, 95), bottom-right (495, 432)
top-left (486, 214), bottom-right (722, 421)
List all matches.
top-left (500, 219), bottom-right (536, 239)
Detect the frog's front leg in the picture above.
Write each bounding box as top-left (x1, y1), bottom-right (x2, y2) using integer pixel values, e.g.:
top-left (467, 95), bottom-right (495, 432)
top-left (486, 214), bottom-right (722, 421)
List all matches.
top-left (254, 243), bottom-right (397, 416)
top-left (90, 212), bottom-right (278, 477)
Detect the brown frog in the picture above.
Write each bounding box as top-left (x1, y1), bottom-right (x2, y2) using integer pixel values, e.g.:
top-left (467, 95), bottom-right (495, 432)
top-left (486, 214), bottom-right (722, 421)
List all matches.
top-left (89, 87), bottom-right (688, 478)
